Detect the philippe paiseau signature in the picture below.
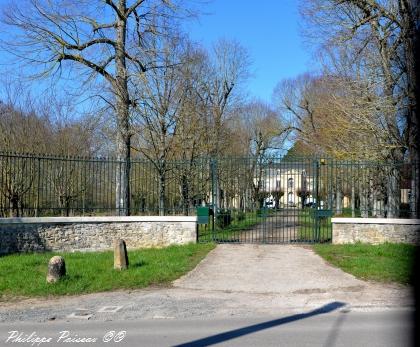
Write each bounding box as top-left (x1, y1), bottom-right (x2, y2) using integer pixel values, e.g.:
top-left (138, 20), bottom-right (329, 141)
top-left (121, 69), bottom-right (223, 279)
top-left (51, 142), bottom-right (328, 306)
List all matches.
top-left (5, 330), bottom-right (127, 345)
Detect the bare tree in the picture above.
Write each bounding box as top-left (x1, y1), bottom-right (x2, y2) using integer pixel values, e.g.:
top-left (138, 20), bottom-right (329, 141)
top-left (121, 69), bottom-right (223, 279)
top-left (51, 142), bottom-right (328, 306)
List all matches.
top-left (170, 47), bottom-right (212, 214)
top-left (0, 81), bottom-right (102, 216)
top-left (273, 73), bottom-right (397, 217)
top-left (236, 101), bottom-right (287, 158)
top-left (194, 39), bottom-right (249, 210)
top-left (300, 0), bottom-right (420, 216)
top-left (197, 39), bottom-right (250, 157)
top-left (131, 31), bottom-right (190, 215)
top-left (0, 82), bottom-right (52, 153)
top-left (1, 0), bottom-right (189, 215)
top-left (232, 101), bottom-right (287, 207)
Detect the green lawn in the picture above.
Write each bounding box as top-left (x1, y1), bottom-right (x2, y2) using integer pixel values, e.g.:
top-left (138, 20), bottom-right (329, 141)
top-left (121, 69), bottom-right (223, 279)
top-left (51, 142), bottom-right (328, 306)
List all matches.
top-left (199, 208), bottom-right (333, 243)
top-left (0, 243), bottom-right (215, 300)
top-left (312, 243), bottom-right (416, 285)
top-left (334, 207), bottom-right (362, 217)
top-left (198, 210), bottom-right (266, 242)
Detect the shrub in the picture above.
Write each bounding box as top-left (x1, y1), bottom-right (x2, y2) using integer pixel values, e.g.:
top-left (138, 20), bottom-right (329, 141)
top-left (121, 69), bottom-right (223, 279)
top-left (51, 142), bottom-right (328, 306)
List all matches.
top-left (399, 203), bottom-right (410, 218)
top-left (256, 208), bottom-right (268, 217)
top-left (216, 209), bottom-right (232, 228)
top-left (235, 211), bottom-right (246, 222)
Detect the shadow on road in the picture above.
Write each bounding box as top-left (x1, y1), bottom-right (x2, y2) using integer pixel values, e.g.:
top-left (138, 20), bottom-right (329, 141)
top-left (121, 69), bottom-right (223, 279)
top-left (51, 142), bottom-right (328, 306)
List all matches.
top-left (173, 301), bottom-right (347, 347)
top-left (322, 307), bottom-right (349, 347)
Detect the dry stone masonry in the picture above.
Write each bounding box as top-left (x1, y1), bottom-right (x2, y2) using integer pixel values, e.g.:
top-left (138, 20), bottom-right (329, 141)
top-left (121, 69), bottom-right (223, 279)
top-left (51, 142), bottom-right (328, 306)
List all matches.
top-left (0, 216), bottom-right (197, 255)
top-left (332, 218), bottom-right (420, 245)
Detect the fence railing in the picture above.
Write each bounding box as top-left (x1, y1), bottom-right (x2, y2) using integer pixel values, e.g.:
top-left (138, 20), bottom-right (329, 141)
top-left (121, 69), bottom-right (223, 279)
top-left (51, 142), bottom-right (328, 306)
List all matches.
top-left (0, 152), bottom-right (418, 218)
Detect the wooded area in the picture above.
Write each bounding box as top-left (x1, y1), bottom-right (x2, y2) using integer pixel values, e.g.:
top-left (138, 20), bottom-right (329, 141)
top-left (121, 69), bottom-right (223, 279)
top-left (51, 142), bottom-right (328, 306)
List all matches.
top-left (0, 0), bottom-right (418, 217)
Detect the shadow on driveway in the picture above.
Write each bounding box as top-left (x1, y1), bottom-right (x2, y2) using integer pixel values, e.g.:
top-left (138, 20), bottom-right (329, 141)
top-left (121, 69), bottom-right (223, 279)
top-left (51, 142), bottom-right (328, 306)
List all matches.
top-left (174, 301), bottom-right (346, 347)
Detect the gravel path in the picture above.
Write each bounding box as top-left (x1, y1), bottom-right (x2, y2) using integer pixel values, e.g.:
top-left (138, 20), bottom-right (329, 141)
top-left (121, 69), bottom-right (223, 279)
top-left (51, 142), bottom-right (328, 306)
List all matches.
top-left (232, 215), bottom-right (299, 243)
top-left (0, 245), bottom-right (413, 323)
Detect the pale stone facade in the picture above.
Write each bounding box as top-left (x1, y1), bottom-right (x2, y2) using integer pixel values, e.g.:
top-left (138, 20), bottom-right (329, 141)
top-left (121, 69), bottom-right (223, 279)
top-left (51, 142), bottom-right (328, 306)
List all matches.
top-left (261, 168), bottom-right (315, 208)
top-left (0, 216), bottom-right (197, 255)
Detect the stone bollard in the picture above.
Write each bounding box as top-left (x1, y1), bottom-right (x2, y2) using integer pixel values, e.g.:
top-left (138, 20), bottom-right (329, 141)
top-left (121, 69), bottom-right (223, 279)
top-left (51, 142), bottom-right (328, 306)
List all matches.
top-left (46, 256), bottom-right (66, 283)
top-left (114, 239), bottom-right (129, 270)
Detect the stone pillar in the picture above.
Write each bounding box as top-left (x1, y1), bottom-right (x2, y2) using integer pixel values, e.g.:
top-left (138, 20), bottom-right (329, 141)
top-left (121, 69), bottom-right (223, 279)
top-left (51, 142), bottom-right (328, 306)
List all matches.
top-left (114, 239), bottom-right (129, 270)
top-left (46, 256), bottom-right (66, 283)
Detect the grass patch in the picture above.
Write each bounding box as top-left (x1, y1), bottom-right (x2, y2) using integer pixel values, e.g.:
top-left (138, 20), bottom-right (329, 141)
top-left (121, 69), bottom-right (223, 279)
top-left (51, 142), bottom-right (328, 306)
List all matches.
top-left (334, 208), bottom-right (362, 217)
top-left (312, 243), bottom-right (416, 285)
top-left (0, 243), bottom-right (215, 300)
top-left (198, 210), bottom-right (265, 242)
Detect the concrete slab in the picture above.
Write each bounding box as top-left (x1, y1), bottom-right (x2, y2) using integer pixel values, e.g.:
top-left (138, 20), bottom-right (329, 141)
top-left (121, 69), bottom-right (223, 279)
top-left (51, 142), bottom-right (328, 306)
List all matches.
top-left (97, 306), bottom-right (123, 313)
top-left (66, 309), bottom-right (92, 320)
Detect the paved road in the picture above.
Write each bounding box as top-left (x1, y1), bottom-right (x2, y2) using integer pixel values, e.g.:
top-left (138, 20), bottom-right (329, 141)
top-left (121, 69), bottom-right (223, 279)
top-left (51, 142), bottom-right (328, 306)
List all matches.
top-left (0, 308), bottom-right (413, 346)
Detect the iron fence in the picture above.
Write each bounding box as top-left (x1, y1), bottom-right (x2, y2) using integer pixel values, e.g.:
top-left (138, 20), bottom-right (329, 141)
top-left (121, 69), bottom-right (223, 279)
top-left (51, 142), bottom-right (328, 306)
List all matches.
top-left (0, 152), bottom-right (418, 220)
top-left (0, 152), bottom-right (212, 217)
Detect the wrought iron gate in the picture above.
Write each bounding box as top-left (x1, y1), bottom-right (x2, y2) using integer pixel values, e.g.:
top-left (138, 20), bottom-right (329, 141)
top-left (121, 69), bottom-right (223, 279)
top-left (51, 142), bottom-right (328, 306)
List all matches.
top-left (0, 152), bottom-right (416, 233)
top-left (197, 157), bottom-right (417, 244)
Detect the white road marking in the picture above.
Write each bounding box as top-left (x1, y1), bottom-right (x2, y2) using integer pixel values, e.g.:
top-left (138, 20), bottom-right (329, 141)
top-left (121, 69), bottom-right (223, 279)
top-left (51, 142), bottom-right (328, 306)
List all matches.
top-left (97, 305), bottom-right (124, 313)
top-left (66, 309), bottom-right (92, 320)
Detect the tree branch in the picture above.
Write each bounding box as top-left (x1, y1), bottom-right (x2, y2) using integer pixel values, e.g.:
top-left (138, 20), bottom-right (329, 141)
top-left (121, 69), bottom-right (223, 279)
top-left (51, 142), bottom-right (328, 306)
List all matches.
top-left (57, 53), bottom-right (115, 84)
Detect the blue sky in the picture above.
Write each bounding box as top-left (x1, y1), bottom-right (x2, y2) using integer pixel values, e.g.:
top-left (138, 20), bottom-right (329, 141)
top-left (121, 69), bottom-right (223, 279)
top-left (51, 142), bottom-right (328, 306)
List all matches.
top-left (185, 0), bottom-right (312, 103)
top-left (0, 0), bottom-right (312, 108)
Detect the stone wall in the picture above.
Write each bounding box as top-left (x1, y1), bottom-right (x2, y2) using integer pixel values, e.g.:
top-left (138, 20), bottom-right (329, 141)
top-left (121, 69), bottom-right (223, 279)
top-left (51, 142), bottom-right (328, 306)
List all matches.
top-left (0, 216), bottom-right (197, 254)
top-left (332, 218), bottom-right (420, 245)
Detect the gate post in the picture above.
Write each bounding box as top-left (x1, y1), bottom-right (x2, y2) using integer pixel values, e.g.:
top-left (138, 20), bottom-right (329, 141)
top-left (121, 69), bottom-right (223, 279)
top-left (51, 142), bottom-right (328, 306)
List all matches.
top-left (210, 158), bottom-right (218, 240)
top-left (314, 160), bottom-right (320, 242)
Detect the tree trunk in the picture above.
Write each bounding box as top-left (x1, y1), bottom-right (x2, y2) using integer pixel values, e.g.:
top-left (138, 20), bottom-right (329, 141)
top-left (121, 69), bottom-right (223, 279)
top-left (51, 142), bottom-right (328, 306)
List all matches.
top-left (386, 164), bottom-right (400, 218)
top-left (214, 175), bottom-right (221, 209)
top-left (65, 199), bottom-right (71, 217)
top-left (371, 178), bottom-right (385, 218)
top-left (9, 194), bottom-right (19, 217)
top-left (360, 182), bottom-right (369, 218)
top-left (372, 196), bottom-right (378, 217)
top-left (115, 129), bottom-right (130, 216)
top-left (404, 2), bottom-right (420, 218)
top-left (351, 185), bottom-right (355, 217)
top-left (210, 159), bottom-right (220, 212)
top-left (336, 189), bottom-right (343, 215)
top-left (369, 177), bottom-right (374, 216)
top-left (410, 164), bottom-right (419, 218)
top-left (158, 167), bottom-right (166, 216)
top-left (181, 174), bottom-right (189, 215)
top-left (375, 199), bottom-right (385, 218)
top-left (114, 3), bottom-right (131, 216)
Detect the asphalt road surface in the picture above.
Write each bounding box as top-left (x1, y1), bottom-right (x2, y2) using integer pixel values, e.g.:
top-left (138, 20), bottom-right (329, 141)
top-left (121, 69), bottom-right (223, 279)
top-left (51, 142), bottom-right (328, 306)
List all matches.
top-left (0, 307), bottom-right (413, 347)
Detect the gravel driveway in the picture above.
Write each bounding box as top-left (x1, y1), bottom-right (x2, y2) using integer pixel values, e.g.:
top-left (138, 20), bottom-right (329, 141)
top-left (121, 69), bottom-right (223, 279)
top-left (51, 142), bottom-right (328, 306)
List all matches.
top-left (0, 245), bottom-right (413, 323)
top-left (173, 244), bottom-right (367, 293)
